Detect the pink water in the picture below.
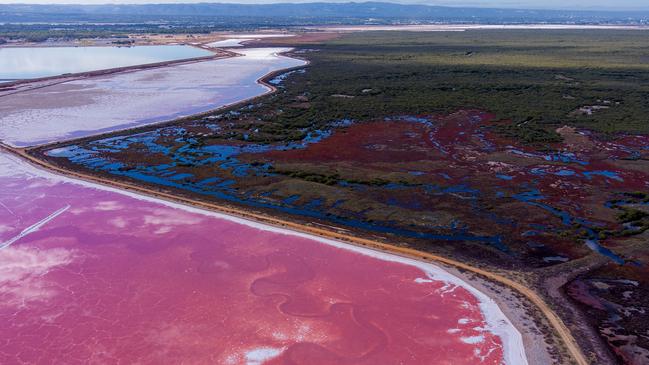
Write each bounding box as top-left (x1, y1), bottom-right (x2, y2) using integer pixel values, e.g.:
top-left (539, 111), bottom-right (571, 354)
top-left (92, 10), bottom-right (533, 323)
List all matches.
top-left (0, 151), bottom-right (517, 364)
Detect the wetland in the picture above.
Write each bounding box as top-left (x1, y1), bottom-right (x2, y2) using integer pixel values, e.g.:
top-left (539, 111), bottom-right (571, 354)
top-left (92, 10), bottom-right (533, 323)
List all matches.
top-left (40, 30), bottom-right (649, 364)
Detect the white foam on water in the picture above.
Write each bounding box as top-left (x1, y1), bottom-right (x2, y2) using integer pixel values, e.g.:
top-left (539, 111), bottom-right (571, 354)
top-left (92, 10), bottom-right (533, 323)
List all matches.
top-left (461, 335), bottom-right (486, 344)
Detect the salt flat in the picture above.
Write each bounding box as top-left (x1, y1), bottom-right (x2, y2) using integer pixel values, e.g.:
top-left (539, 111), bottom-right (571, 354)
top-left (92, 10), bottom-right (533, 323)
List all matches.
top-left (207, 34), bottom-right (295, 48)
top-left (0, 47), bottom-right (304, 147)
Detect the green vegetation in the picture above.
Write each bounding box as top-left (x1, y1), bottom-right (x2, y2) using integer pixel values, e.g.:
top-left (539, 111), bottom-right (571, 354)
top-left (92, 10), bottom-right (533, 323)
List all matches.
top-left (0, 20), bottom-right (289, 42)
top-left (218, 30), bottom-right (649, 145)
top-left (623, 191), bottom-right (649, 202)
top-left (272, 169), bottom-right (342, 186)
top-left (271, 168), bottom-right (391, 186)
top-left (0, 24), bottom-right (156, 42)
top-left (492, 123), bottom-right (562, 145)
top-left (617, 208), bottom-right (649, 224)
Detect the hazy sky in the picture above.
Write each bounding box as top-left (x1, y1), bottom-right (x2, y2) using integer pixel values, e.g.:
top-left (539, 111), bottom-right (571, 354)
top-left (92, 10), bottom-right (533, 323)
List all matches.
top-left (0, 0), bottom-right (646, 11)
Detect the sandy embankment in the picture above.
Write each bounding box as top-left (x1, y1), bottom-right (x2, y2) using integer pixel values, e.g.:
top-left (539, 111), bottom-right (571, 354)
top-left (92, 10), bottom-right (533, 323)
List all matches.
top-left (445, 266), bottom-right (558, 364)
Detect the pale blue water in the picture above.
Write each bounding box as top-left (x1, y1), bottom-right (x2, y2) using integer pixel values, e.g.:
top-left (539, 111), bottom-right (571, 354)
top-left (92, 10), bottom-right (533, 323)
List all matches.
top-left (0, 45), bottom-right (212, 81)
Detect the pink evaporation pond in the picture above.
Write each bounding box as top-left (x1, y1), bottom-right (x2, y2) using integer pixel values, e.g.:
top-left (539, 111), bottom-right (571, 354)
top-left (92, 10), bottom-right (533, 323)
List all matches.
top-left (0, 152), bottom-right (520, 365)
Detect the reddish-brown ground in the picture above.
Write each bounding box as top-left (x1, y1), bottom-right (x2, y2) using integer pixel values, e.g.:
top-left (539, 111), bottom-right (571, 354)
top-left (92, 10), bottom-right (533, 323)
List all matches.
top-left (260, 110), bottom-right (648, 263)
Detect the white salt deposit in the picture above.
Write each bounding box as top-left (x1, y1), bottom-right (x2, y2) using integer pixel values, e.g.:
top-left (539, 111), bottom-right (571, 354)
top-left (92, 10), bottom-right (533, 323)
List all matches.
top-left (244, 347), bottom-right (286, 365)
top-left (207, 34), bottom-right (294, 48)
top-left (207, 39), bottom-right (253, 48)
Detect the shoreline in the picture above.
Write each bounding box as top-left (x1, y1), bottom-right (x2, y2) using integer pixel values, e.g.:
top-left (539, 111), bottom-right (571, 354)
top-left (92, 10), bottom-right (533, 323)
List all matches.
top-left (2, 46), bottom-right (308, 149)
top-left (0, 40), bottom-right (584, 364)
top-left (1, 144), bottom-right (534, 364)
top-left (445, 265), bottom-right (558, 364)
top-left (0, 46), bottom-right (237, 96)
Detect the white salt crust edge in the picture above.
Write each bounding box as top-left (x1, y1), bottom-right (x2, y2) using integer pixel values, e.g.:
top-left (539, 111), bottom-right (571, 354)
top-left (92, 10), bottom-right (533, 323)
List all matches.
top-left (1, 152), bottom-right (529, 365)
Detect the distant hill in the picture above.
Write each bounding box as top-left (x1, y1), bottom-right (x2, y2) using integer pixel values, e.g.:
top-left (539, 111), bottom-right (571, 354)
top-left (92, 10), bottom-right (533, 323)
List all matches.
top-left (1, 2), bottom-right (648, 24)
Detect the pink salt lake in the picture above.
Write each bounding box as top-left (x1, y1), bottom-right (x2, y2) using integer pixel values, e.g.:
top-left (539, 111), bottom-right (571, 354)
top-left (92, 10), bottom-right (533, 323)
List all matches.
top-left (0, 151), bottom-right (526, 364)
